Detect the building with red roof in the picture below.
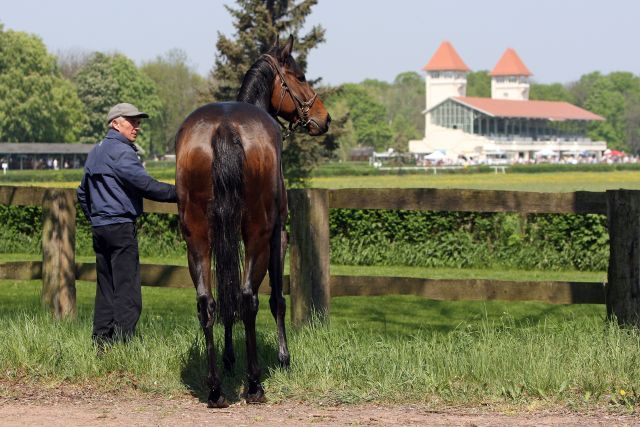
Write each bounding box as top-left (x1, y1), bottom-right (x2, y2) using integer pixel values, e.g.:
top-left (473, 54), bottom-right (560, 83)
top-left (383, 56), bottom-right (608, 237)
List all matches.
top-left (409, 42), bottom-right (606, 163)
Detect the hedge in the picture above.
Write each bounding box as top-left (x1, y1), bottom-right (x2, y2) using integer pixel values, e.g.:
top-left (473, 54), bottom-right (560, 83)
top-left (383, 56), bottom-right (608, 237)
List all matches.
top-left (0, 205), bottom-right (608, 271)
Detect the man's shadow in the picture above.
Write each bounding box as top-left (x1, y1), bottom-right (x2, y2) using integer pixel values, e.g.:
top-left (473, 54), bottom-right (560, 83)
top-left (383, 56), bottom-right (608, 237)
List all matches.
top-left (180, 327), bottom-right (281, 404)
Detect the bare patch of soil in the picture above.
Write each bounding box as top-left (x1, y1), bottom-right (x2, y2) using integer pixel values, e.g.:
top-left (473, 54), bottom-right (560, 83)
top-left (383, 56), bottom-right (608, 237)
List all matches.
top-left (1, 380), bottom-right (638, 426)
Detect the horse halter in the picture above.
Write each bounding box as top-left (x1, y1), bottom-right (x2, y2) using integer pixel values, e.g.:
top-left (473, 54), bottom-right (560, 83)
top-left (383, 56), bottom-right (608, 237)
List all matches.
top-left (262, 54), bottom-right (318, 137)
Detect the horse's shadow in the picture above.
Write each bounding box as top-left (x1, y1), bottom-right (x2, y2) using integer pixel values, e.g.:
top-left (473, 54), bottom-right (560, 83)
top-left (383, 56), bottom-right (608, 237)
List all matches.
top-left (180, 326), bottom-right (280, 404)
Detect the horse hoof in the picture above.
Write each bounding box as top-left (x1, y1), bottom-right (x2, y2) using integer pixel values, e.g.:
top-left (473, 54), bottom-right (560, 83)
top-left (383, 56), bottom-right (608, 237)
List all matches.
top-left (279, 353), bottom-right (290, 369)
top-left (244, 384), bottom-right (266, 404)
top-left (207, 390), bottom-right (229, 408)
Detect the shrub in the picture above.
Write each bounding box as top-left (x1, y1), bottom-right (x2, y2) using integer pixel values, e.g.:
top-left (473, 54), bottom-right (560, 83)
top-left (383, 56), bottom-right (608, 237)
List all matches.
top-left (0, 205), bottom-right (609, 271)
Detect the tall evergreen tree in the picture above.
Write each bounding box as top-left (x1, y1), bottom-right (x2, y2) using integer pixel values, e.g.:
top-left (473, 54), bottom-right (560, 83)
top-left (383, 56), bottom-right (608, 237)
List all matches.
top-left (208, 0), bottom-right (325, 102)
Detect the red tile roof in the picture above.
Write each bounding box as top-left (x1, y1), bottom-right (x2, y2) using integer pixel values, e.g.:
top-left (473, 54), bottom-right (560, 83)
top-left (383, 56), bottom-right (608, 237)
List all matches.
top-left (453, 97), bottom-right (605, 121)
top-left (423, 41), bottom-right (470, 72)
top-left (491, 48), bottom-right (532, 76)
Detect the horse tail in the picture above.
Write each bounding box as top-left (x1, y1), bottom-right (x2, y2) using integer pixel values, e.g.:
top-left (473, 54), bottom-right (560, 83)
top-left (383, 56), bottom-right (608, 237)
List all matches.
top-left (210, 123), bottom-right (244, 325)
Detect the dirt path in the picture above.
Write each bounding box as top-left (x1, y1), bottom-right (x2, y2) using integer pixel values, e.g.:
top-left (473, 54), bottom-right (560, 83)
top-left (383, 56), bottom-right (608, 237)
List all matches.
top-left (1, 382), bottom-right (638, 426)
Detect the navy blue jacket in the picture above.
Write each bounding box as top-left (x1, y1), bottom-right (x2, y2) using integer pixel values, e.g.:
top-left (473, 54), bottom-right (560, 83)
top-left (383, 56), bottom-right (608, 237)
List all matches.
top-left (77, 129), bottom-right (177, 227)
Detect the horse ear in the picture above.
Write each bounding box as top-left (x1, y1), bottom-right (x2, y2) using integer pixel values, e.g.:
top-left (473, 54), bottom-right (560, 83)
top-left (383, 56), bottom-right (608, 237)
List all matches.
top-left (280, 35), bottom-right (294, 60)
top-left (273, 34), bottom-right (280, 50)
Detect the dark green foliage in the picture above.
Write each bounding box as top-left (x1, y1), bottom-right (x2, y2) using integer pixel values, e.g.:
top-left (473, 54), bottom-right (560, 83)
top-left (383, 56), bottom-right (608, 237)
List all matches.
top-left (568, 71), bottom-right (640, 153)
top-left (0, 205), bottom-right (184, 259)
top-left (329, 209), bottom-right (609, 271)
top-left (508, 162), bottom-right (640, 173)
top-left (466, 71), bottom-right (491, 98)
top-left (529, 82), bottom-right (574, 102)
top-left (136, 213), bottom-right (186, 258)
top-left (0, 195), bottom-right (610, 272)
top-left (333, 84), bottom-right (393, 151)
top-left (0, 206), bottom-right (42, 253)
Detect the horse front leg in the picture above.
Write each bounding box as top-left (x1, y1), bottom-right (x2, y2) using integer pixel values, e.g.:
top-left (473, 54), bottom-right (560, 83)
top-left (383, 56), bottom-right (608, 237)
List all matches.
top-left (241, 239), bottom-right (270, 403)
top-left (269, 226), bottom-right (290, 368)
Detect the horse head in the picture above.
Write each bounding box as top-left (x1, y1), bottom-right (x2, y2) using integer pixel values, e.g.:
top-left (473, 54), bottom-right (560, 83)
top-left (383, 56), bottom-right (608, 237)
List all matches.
top-left (265, 35), bottom-right (330, 136)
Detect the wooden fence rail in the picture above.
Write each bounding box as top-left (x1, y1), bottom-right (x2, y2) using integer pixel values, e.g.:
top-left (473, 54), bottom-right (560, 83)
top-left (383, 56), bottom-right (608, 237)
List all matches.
top-left (1, 185), bottom-right (639, 327)
top-left (288, 187), bottom-right (639, 327)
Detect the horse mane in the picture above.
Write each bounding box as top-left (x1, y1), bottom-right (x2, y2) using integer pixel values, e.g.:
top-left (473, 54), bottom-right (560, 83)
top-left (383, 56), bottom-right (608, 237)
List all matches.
top-left (236, 48), bottom-right (279, 109)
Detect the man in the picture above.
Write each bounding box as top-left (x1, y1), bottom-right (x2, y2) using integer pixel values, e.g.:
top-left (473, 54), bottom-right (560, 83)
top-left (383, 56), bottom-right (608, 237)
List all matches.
top-left (77, 103), bottom-right (177, 347)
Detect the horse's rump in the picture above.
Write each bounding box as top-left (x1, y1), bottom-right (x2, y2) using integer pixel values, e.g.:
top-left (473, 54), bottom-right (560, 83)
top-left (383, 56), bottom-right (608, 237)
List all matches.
top-left (176, 102), bottom-right (283, 323)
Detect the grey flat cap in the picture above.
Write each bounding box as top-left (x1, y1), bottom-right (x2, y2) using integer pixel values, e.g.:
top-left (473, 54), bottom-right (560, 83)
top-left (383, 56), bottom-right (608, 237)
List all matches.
top-left (106, 103), bottom-right (149, 123)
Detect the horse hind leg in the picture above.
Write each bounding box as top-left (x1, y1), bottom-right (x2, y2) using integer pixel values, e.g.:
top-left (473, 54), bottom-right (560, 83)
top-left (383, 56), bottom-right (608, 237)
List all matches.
top-left (241, 238), bottom-right (271, 403)
top-left (184, 224), bottom-right (228, 408)
top-left (268, 223), bottom-right (290, 368)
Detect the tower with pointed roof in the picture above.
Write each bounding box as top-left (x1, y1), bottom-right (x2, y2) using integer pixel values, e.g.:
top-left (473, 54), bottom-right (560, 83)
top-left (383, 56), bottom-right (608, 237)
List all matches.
top-left (491, 48), bottom-right (532, 100)
top-left (423, 41), bottom-right (470, 132)
top-left (409, 42), bottom-right (607, 162)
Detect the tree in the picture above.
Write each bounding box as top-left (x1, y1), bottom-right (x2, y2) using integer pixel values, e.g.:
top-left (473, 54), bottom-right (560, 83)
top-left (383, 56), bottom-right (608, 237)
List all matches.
top-left (338, 84), bottom-right (393, 151)
top-left (74, 53), bottom-right (162, 153)
top-left (208, 0), bottom-right (325, 102)
top-left (354, 73), bottom-right (424, 153)
top-left (141, 49), bottom-right (206, 155)
top-left (323, 95), bottom-right (355, 161)
top-left (568, 71), bottom-right (603, 106)
top-left (0, 25), bottom-right (86, 142)
top-left (390, 114), bottom-right (420, 152)
top-left (390, 71), bottom-right (425, 135)
top-left (574, 72), bottom-right (640, 152)
top-left (362, 72), bottom-right (425, 148)
top-left (529, 82), bottom-right (573, 102)
top-left (466, 71), bottom-right (491, 98)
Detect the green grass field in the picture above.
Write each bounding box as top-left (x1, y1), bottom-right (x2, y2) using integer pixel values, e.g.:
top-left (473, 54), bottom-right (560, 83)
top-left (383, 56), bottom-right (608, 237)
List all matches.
top-left (3, 162), bottom-right (640, 192)
top-left (311, 170), bottom-right (640, 192)
top-left (1, 164), bottom-right (639, 409)
top-left (5, 278), bottom-right (640, 409)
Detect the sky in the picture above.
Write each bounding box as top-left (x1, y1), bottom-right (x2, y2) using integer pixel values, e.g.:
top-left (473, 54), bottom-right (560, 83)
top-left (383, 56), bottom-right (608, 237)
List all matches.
top-left (2, 0), bottom-right (639, 86)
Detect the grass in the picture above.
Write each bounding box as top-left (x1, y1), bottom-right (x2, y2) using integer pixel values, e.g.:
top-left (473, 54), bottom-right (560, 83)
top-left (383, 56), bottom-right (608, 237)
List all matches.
top-left (3, 278), bottom-right (640, 409)
top-left (310, 170), bottom-right (640, 192)
top-left (0, 252), bottom-right (606, 283)
top-left (5, 162), bottom-right (640, 193)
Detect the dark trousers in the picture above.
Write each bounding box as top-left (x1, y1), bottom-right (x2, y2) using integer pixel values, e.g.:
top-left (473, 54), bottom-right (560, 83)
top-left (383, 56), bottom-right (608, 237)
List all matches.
top-left (91, 222), bottom-right (141, 343)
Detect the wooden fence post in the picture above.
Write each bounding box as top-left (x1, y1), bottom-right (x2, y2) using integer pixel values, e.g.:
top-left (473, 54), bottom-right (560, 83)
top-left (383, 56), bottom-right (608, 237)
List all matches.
top-left (289, 188), bottom-right (330, 327)
top-left (41, 188), bottom-right (77, 319)
top-left (606, 189), bottom-right (640, 326)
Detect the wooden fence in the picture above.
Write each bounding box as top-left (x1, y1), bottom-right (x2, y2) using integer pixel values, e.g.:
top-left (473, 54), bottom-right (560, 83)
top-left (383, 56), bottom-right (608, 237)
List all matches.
top-left (1, 185), bottom-right (640, 327)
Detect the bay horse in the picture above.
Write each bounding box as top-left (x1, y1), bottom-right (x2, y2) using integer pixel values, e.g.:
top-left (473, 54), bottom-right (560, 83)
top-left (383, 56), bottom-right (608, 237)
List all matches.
top-left (175, 36), bottom-right (330, 407)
